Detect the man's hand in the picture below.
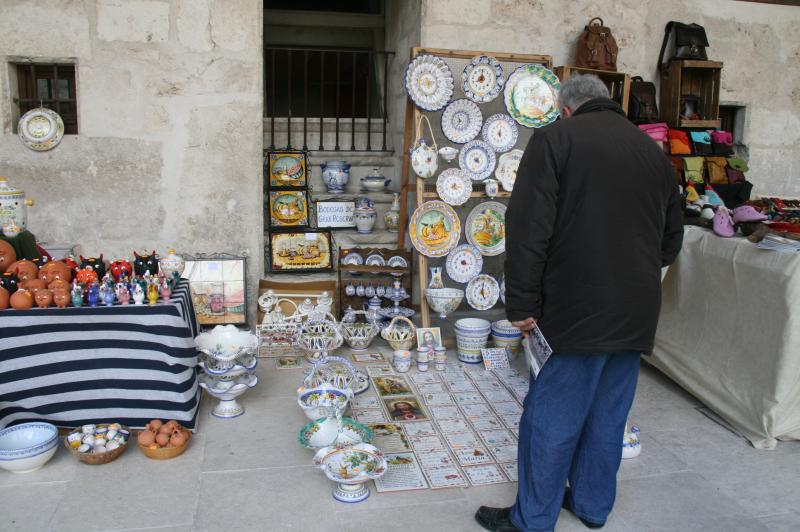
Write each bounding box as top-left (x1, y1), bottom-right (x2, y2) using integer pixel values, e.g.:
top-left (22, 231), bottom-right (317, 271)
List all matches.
top-left (512, 317), bottom-right (537, 338)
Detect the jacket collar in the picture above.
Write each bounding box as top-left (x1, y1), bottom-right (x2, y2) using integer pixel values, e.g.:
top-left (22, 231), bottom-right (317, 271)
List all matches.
top-left (573, 97), bottom-right (626, 117)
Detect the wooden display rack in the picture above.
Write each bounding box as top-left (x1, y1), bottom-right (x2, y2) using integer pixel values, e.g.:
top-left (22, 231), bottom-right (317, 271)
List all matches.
top-left (337, 247), bottom-right (412, 318)
top-left (553, 65), bottom-right (631, 114)
top-left (659, 60), bottom-right (723, 129)
top-left (397, 47), bottom-right (552, 328)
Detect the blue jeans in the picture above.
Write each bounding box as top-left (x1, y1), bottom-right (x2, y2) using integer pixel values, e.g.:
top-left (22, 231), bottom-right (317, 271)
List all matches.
top-left (510, 352), bottom-right (640, 532)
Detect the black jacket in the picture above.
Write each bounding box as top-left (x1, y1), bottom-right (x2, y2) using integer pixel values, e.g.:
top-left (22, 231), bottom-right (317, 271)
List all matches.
top-left (504, 98), bottom-right (683, 354)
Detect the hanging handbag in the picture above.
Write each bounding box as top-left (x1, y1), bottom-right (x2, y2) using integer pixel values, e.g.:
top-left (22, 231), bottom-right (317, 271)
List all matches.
top-left (706, 157), bottom-right (728, 185)
top-left (690, 131), bottom-right (712, 155)
top-left (576, 18), bottom-right (618, 71)
top-left (658, 22), bottom-right (709, 73)
top-left (668, 129), bottom-right (691, 155)
top-left (628, 76), bottom-right (659, 123)
top-left (410, 115), bottom-right (438, 179)
top-left (711, 130), bottom-right (734, 155)
top-left (683, 157), bottom-right (705, 185)
top-left (638, 122), bottom-right (669, 152)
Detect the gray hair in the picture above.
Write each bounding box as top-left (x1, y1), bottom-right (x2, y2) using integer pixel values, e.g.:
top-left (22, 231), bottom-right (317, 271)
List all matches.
top-left (558, 73), bottom-right (610, 110)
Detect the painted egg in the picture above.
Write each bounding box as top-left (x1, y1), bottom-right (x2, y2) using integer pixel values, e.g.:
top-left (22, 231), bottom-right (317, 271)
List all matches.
top-left (81, 424), bottom-right (96, 434)
top-left (106, 429), bottom-right (118, 440)
top-left (108, 423), bottom-right (122, 431)
top-left (106, 440), bottom-right (120, 451)
top-left (82, 434), bottom-right (95, 445)
top-left (94, 445), bottom-right (107, 453)
top-left (77, 444), bottom-right (92, 453)
top-left (94, 437), bottom-right (107, 447)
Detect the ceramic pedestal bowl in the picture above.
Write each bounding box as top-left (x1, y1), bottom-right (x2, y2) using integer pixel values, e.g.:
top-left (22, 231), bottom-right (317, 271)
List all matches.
top-left (0, 422), bottom-right (59, 473)
top-left (424, 287), bottom-right (464, 319)
top-left (340, 322), bottom-right (380, 351)
top-left (297, 318), bottom-right (343, 363)
top-left (313, 443), bottom-right (387, 503)
top-left (297, 385), bottom-right (352, 421)
top-left (198, 372), bottom-right (258, 418)
top-left (194, 325), bottom-right (259, 373)
top-left (299, 417), bottom-right (374, 450)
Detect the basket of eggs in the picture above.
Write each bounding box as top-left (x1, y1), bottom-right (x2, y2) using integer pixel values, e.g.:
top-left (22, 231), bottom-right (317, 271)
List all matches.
top-left (136, 419), bottom-right (192, 460)
top-left (64, 423), bottom-right (130, 465)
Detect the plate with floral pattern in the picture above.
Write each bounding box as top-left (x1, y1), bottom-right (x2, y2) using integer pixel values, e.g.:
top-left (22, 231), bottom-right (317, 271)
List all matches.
top-left (496, 149), bottom-right (524, 192)
top-left (465, 201), bottom-right (506, 256)
top-left (405, 55), bottom-right (454, 112)
top-left (459, 140), bottom-right (496, 182)
top-left (504, 64), bottom-right (561, 128)
top-left (446, 244), bottom-right (484, 284)
top-left (18, 107), bottom-right (64, 152)
top-left (441, 99), bottom-right (482, 144)
top-left (462, 55), bottom-right (505, 103)
top-left (436, 168), bottom-right (472, 206)
top-left (481, 114), bottom-right (518, 153)
top-left (409, 200), bottom-right (461, 258)
top-left (466, 274), bottom-right (500, 311)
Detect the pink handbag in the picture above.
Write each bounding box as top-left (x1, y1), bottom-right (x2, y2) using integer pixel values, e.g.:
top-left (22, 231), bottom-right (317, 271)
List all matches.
top-left (639, 122), bottom-right (669, 152)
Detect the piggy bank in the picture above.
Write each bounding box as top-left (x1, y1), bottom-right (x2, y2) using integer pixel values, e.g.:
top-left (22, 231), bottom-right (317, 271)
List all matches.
top-left (133, 251), bottom-right (159, 277)
top-left (79, 255), bottom-right (106, 279)
top-left (75, 267), bottom-right (99, 286)
top-left (109, 259), bottom-right (133, 281)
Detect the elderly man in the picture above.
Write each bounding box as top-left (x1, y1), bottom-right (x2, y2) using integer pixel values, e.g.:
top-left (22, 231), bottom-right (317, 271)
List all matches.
top-left (475, 74), bottom-right (683, 531)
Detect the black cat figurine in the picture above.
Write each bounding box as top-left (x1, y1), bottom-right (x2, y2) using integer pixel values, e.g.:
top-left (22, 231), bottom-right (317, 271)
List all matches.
top-left (80, 254), bottom-right (107, 279)
top-left (133, 250), bottom-right (159, 277)
top-left (0, 271), bottom-right (19, 294)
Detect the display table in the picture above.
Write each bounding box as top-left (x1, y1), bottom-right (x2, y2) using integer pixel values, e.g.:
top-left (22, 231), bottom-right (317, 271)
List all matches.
top-left (0, 280), bottom-right (201, 430)
top-left (651, 226), bottom-right (800, 448)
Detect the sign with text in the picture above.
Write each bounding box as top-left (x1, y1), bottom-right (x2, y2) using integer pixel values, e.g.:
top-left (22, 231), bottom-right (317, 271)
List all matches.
top-left (316, 200), bottom-right (355, 228)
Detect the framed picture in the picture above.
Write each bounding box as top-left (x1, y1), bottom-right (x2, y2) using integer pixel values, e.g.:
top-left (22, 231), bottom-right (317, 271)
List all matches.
top-left (267, 151), bottom-right (307, 188)
top-left (183, 254), bottom-right (247, 326)
top-left (416, 327), bottom-right (443, 351)
top-left (383, 396), bottom-right (428, 422)
top-left (269, 230), bottom-right (333, 272)
top-left (268, 190), bottom-right (309, 228)
top-left (315, 200), bottom-right (355, 229)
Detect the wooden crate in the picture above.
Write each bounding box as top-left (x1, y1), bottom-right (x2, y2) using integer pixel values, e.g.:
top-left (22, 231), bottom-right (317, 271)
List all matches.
top-left (554, 65), bottom-right (631, 114)
top-left (659, 60), bottom-right (723, 128)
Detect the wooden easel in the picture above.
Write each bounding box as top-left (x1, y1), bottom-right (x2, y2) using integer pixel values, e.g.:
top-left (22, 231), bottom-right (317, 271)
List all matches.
top-left (396, 47), bottom-right (552, 328)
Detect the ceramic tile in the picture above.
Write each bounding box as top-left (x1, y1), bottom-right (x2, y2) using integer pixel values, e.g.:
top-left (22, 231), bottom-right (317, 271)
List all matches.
top-left (0, 482), bottom-right (66, 532)
top-left (195, 466), bottom-right (337, 531)
top-left (761, 511), bottom-right (800, 531)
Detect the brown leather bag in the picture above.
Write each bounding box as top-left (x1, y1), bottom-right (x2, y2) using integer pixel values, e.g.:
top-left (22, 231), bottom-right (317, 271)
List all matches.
top-left (576, 18), bottom-right (618, 71)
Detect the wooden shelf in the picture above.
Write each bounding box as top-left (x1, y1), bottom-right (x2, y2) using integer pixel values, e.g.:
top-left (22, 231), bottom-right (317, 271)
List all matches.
top-left (554, 65), bottom-right (631, 114)
top-left (340, 264), bottom-right (409, 274)
top-left (660, 60), bottom-right (723, 128)
top-left (678, 60), bottom-right (723, 69)
top-left (421, 191), bottom-right (512, 199)
top-left (679, 119), bottom-right (722, 129)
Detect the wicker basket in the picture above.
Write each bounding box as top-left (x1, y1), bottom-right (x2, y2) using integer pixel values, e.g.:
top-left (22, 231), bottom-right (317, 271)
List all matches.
top-left (64, 424), bottom-right (129, 465)
top-left (381, 316), bottom-right (417, 351)
top-left (137, 428), bottom-right (192, 460)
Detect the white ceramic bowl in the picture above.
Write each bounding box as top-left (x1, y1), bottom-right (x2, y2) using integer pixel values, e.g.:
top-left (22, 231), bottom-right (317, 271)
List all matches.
top-left (491, 320), bottom-right (522, 336)
top-left (424, 288), bottom-right (464, 319)
top-left (0, 422), bottom-right (59, 473)
top-left (455, 317), bottom-right (491, 334)
top-left (195, 325), bottom-right (258, 361)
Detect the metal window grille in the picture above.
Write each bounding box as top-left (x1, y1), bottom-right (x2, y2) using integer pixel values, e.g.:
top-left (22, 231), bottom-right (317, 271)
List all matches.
top-left (15, 63), bottom-right (78, 134)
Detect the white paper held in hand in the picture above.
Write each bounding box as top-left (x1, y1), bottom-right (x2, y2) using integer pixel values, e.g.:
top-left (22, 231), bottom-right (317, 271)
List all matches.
top-left (522, 325), bottom-right (553, 378)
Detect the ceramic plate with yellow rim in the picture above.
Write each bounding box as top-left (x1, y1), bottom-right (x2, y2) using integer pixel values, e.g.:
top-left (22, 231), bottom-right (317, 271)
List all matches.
top-left (18, 107), bottom-right (64, 151)
top-left (269, 191), bottom-right (309, 227)
top-left (409, 200), bottom-right (461, 258)
top-left (465, 201), bottom-right (506, 256)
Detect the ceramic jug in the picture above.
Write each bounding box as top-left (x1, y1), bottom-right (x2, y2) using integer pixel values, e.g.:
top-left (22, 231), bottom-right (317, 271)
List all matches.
top-left (428, 267), bottom-right (444, 289)
top-left (410, 115), bottom-right (438, 179)
top-left (0, 177), bottom-right (34, 231)
top-left (484, 178), bottom-right (499, 199)
top-left (320, 161), bottom-right (351, 194)
top-left (384, 193), bottom-right (400, 234)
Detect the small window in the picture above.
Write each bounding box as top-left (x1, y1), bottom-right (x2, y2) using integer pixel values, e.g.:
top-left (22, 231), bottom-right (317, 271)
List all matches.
top-left (14, 63), bottom-right (78, 134)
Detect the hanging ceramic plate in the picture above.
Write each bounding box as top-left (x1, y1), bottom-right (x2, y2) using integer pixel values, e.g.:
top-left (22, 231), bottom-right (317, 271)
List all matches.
top-left (481, 114), bottom-right (518, 153)
top-left (466, 274), bottom-right (500, 311)
top-left (465, 201), bottom-right (506, 256)
top-left (441, 99), bottom-right (482, 144)
top-left (504, 64), bottom-right (561, 128)
top-left (404, 54), bottom-right (454, 112)
top-left (446, 244), bottom-right (484, 284)
top-left (18, 107), bottom-right (64, 152)
top-left (496, 149), bottom-right (524, 192)
top-left (342, 252), bottom-right (364, 267)
top-left (462, 55), bottom-right (505, 103)
top-left (436, 168), bottom-right (472, 206)
top-left (459, 140), bottom-right (496, 182)
top-left (365, 253), bottom-right (386, 268)
top-left (387, 255), bottom-right (407, 269)
top-left (409, 200), bottom-right (461, 258)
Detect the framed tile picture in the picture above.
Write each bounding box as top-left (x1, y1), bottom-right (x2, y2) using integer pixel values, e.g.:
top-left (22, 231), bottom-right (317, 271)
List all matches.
top-left (268, 190), bottom-right (309, 228)
top-left (183, 254), bottom-right (247, 326)
top-left (267, 151), bottom-right (307, 188)
top-left (269, 230), bottom-right (333, 272)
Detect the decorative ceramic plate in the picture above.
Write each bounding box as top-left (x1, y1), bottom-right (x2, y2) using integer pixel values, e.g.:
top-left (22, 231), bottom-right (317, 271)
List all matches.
top-left (466, 274), bottom-right (500, 311)
top-left (446, 244), bottom-right (484, 284)
top-left (504, 64), bottom-right (561, 128)
top-left (352, 370), bottom-right (371, 394)
top-left (462, 55), bottom-right (505, 103)
top-left (436, 168), bottom-right (472, 206)
top-left (482, 114), bottom-right (518, 153)
top-left (496, 149), bottom-right (524, 192)
top-left (342, 252), bottom-right (364, 266)
top-left (459, 140), bottom-right (496, 182)
top-left (18, 107), bottom-right (64, 152)
top-left (409, 200), bottom-right (461, 258)
top-left (465, 201), bottom-right (506, 256)
top-left (405, 54), bottom-right (454, 112)
top-left (365, 253), bottom-right (386, 268)
top-left (387, 256), bottom-right (408, 269)
top-left (441, 99), bottom-right (482, 144)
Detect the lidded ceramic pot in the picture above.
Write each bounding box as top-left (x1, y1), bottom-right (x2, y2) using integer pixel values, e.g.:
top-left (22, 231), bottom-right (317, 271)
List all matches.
top-left (0, 177), bottom-right (34, 231)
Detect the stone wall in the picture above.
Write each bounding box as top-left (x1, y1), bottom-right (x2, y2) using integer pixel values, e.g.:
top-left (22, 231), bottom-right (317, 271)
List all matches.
top-left (0, 0), bottom-right (264, 319)
top-left (420, 0), bottom-right (800, 196)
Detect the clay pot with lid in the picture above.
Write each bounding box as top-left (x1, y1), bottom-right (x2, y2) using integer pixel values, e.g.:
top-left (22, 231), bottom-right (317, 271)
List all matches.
top-left (34, 289), bottom-right (53, 308)
top-left (0, 240), bottom-right (16, 274)
top-left (10, 288), bottom-right (33, 310)
top-left (7, 259), bottom-right (38, 282)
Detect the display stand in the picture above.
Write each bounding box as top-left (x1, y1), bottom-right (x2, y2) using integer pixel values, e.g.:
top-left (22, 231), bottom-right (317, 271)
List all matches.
top-left (553, 65), bottom-right (631, 114)
top-left (337, 247), bottom-right (412, 318)
top-left (659, 60), bottom-right (723, 128)
top-left (398, 47), bottom-right (552, 328)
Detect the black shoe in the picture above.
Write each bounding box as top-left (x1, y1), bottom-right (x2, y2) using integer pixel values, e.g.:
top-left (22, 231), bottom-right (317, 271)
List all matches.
top-left (562, 488), bottom-right (605, 529)
top-left (474, 506), bottom-right (521, 532)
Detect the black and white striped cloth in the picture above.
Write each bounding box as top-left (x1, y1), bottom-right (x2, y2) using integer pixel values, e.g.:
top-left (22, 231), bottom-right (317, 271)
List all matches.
top-left (0, 280), bottom-right (201, 430)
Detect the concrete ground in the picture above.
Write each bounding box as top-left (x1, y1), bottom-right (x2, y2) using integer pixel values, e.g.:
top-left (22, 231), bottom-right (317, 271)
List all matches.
top-left (2, 348), bottom-right (799, 532)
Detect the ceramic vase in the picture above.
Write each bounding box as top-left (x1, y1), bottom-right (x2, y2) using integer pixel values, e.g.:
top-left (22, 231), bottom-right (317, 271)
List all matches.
top-left (428, 267), bottom-right (444, 289)
top-left (484, 178), bottom-right (499, 199)
top-left (384, 193), bottom-right (401, 233)
top-left (354, 208), bottom-right (377, 234)
top-left (321, 161), bottom-right (351, 194)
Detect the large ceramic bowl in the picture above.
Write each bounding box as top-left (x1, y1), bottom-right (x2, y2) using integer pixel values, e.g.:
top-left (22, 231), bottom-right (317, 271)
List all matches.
top-left (313, 442), bottom-right (387, 503)
top-left (455, 317), bottom-right (491, 336)
top-left (340, 322), bottom-right (380, 351)
top-left (424, 287), bottom-right (464, 319)
top-left (297, 385), bottom-right (352, 420)
top-left (298, 417), bottom-right (374, 449)
top-left (0, 422), bottom-right (59, 473)
top-left (195, 325), bottom-right (258, 362)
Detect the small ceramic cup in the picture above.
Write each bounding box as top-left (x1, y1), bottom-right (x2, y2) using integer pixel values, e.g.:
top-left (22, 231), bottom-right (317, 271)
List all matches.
top-left (393, 350), bottom-right (412, 373)
top-left (418, 361), bottom-right (429, 372)
top-left (416, 347), bottom-right (430, 364)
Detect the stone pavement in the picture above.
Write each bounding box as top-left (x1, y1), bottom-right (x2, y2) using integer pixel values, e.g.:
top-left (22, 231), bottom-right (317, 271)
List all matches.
top-left (2, 348), bottom-right (799, 532)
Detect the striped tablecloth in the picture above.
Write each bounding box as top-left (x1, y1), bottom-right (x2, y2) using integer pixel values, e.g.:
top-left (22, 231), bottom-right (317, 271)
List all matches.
top-left (0, 280), bottom-right (201, 430)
